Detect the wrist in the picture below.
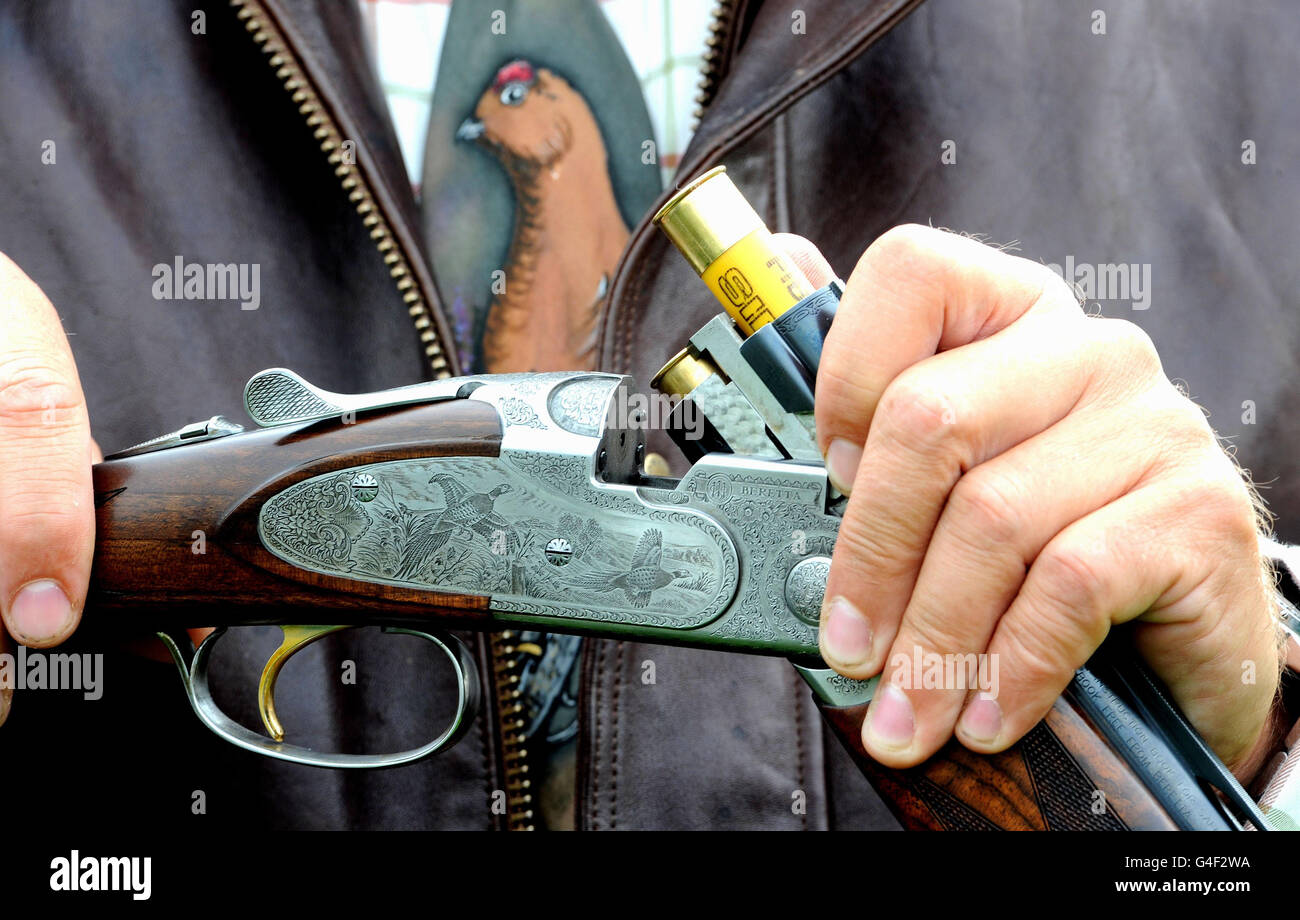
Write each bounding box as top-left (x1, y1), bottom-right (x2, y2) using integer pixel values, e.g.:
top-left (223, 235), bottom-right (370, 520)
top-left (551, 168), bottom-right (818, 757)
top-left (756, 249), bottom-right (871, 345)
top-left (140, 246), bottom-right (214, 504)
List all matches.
top-left (1234, 683), bottom-right (1293, 785)
top-left (1240, 633), bottom-right (1300, 789)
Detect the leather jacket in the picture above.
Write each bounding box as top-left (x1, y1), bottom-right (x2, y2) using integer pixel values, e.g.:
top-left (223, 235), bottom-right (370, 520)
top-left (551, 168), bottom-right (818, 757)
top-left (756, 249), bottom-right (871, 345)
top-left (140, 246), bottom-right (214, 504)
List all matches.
top-left (1, 0), bottom-right (1296, 830)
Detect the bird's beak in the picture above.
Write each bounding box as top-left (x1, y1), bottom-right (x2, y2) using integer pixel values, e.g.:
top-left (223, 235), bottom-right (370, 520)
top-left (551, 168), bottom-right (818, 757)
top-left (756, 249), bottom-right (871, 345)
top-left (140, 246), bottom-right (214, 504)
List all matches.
top-left (456, 117), bottom-right (485, 143)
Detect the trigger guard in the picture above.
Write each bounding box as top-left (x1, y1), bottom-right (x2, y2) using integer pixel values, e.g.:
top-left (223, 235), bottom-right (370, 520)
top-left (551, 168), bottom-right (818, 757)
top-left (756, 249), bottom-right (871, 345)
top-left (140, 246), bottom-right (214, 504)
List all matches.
top-left (156, 626), bottom-right (482, 769)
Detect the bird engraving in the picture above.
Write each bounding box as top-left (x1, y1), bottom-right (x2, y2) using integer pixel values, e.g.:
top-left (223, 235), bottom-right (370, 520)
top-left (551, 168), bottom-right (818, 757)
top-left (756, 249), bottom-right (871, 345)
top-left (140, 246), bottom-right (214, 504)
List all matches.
top-left (457, 59), bottom-right (629, 373)
top-left (395, 475), bottom-right (514, 579)
top-left (567, 529), bottom-right (689, 608)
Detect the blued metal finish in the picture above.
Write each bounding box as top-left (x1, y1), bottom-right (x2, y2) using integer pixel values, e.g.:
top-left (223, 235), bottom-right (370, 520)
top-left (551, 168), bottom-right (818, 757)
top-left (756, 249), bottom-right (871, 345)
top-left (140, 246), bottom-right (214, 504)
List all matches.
top-left (738, 323), bottom-right (816, 413)
top-left (771, 280), bottom-right (843, 375)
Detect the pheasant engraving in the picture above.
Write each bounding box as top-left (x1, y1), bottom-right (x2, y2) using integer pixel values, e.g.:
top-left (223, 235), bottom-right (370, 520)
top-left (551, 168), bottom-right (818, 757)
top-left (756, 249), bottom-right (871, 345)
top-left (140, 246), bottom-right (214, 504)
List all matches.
top-left (395, 475), bottom-right (514, 579)
top-left (568, 529), bottom-right (689, 608)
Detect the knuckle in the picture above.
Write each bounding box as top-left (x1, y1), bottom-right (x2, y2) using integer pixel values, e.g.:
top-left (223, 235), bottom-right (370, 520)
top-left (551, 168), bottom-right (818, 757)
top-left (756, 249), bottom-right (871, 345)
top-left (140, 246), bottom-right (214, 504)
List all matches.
top-left (814, 358), bottom-right (868, 425)
top-left (947, 468), bottom-right (1026, 548)
top-left (1090, 317), bottom-right (1163, 381)
top-left (875, 375), bottom-right (964, 459)
top-left (1032, 262), bottom-right (1077, 304)
top-left (1187, 461), bottom-right (1259, 541)
top-left (999, 616), bottom-right (1078, 691)
top-left (863, 224), bottom-right (935, 270)
top-left (1032, 541), bottom-right (1109, 623)
top-left (0, 355), bottom-right (82, 431)
top-left (834, 513), bottom-right (914, 582)
top-left (1140, 384), bottom-right (1220, 458)
top-left (854, 225), bottom-right (949, 294)
top-left (896, 617), bottom-right (966, 663)
top-left (0, 491), bottom-right (93, 562)
top-left (1138, 389), bottom-right (1216, 460)
top-left (1163, 385), bottom-right (1213, 429)
top-left (5, 497), bottom-right (90, 534)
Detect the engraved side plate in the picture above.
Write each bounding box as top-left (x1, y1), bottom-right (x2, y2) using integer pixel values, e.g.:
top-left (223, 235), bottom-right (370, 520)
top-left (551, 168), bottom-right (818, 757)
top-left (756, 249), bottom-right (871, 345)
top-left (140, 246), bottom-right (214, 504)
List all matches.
top-left (258, 456), bottom-right (739, 630)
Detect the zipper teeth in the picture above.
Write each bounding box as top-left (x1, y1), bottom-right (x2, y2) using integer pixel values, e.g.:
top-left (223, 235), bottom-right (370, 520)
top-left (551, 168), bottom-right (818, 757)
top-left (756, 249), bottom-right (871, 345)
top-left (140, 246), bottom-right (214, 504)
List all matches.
top-left (230, 0), bottom-right (451, 380)
top-left (693, 0), bottom-right (738, 125)
top-left (491, 631), bottom-right (535, 830)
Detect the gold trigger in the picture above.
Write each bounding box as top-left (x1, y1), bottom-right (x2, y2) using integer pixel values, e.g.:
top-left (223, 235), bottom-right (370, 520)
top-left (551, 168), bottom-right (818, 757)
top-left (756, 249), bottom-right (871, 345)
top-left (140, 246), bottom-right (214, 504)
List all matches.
top-left (258, 625), bottom-right (349, 742)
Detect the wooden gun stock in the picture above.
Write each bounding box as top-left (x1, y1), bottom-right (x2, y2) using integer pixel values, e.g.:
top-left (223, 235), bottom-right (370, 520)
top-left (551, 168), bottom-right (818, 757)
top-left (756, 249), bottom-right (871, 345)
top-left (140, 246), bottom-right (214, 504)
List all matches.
top-left (88, 400), bottom-right (505, 629)
top-left (816, 694), bottom-right (1178, 830)
top-left (813, 642), bottom-right (1265, 831)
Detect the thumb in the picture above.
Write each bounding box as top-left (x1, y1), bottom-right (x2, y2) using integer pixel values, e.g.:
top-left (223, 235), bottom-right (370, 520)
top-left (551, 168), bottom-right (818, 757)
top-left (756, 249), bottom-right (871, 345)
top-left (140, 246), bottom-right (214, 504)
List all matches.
top-left (0, 252), bottom-right (95, 649)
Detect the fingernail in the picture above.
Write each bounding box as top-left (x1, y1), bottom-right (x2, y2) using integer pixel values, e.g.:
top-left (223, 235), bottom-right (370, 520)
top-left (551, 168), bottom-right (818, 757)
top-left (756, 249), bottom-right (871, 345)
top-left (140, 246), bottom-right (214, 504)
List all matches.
top-left (822, 596), bottom-right (873, 667)
top-left (8, 580), bottom-right (74, 644)
top-left (959, 693), bottom-right (1003, 745)
top-left (867, 683), bottom-right (915, 750)
top-left (825, 438), bottom-right (863, 495)
top-left (0, 686), bottom-right (11, 726)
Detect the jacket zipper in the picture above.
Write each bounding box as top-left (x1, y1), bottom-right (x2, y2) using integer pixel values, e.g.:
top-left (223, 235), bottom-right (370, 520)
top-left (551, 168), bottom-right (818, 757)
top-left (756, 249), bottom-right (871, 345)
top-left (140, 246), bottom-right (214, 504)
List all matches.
top-left (231, 0), bottom-right (529, 824)
top-left (230, 0), bottom-right (452, 380)
top-left (490, 630), bottom-right (535, 830)
top-left (693, 0), bottom-right (741, 125)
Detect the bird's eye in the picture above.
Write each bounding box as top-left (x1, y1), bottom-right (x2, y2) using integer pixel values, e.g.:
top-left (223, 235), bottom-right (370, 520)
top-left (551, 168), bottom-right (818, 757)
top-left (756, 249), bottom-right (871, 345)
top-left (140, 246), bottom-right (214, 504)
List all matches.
top-left (499, 82), bottom-right (527, 106)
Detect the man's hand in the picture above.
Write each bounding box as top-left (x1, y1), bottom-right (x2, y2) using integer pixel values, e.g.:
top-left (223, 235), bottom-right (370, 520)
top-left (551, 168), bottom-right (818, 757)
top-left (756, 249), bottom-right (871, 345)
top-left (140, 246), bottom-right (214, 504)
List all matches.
top-left (786, 226), bottom-right (1280, 778)
top-left (0, 252), bottom-right (97, 725)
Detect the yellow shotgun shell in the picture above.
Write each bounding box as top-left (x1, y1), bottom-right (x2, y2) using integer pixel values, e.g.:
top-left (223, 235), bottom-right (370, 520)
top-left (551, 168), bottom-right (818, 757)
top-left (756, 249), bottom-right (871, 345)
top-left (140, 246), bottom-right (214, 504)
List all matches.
top-left (653, 166), bottom-right (814, 336)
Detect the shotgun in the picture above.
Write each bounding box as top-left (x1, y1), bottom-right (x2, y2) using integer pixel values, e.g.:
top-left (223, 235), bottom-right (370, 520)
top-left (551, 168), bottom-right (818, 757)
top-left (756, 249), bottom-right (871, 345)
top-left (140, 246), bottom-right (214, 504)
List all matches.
top-left (84, 169), bottom-right (1269, 831)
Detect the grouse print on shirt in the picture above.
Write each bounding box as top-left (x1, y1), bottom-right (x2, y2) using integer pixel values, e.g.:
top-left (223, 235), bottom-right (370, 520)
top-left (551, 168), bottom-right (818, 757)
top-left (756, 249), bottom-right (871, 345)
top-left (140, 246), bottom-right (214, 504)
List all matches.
top-left (456, 59), bottom-right (629, 373)
top-left (419, 0), bottom-right (662, 376)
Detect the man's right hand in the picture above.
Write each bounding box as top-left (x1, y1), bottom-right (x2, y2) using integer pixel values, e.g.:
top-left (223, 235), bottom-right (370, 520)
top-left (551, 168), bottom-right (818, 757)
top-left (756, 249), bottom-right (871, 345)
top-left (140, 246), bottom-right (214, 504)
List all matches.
top-left (0, 252), bottom-right (97, 725)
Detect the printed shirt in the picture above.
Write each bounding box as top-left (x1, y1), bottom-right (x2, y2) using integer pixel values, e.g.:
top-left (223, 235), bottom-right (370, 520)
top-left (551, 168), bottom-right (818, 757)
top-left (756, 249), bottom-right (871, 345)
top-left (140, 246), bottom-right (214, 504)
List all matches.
top-left (356, 0), bottom-right (714, 190)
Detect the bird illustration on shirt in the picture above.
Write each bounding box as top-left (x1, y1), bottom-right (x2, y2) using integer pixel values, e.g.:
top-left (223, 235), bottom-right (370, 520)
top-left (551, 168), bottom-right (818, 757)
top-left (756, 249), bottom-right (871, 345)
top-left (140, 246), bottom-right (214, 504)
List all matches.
top-left (456, 59), bottom-right (629, 373)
